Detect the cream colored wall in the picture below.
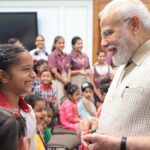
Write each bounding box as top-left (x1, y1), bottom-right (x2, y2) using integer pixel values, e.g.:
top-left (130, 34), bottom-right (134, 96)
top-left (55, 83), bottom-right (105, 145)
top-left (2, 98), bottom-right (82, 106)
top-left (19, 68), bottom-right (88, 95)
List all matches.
top-left (0, 0), bottom-right (93, 64)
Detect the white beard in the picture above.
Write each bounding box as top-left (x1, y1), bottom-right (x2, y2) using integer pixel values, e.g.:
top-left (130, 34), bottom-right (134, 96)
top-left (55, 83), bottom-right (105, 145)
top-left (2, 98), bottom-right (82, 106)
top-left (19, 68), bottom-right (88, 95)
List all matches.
top-left (111, 30), bottom-right (139, 66)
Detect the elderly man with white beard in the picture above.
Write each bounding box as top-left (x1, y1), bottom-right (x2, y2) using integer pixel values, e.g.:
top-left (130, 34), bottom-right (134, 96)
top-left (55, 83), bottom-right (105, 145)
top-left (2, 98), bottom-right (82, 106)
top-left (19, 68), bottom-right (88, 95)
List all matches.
top-left (81, 0), bottom-right (150, 150)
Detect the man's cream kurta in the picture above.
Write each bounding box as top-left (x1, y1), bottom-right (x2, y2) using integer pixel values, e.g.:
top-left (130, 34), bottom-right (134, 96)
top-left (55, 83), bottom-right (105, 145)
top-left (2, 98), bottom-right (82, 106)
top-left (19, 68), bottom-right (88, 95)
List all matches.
top-left (98, 39), bottom-right (150, 136)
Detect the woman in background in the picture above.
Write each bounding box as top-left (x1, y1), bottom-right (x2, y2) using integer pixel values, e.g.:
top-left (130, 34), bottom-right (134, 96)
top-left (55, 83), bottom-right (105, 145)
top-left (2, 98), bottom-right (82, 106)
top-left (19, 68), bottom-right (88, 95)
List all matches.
top-left (69, 36), bottom-right (91, 91)
top-left (48, 36), bottom-right (71, 107)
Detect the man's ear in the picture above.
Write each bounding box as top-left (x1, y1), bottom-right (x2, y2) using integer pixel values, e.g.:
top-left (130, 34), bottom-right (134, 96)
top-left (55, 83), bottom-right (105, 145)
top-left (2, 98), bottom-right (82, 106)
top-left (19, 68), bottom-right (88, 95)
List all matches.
top-left (129, 16), bottom-right (140, 34)
top-left (0, 70), bottom-right (9, 84)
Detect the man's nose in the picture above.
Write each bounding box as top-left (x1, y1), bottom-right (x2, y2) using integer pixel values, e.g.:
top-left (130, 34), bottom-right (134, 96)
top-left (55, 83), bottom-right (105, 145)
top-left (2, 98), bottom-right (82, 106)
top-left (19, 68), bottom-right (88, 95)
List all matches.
top-left (101, 38), bottom-right (109, 48)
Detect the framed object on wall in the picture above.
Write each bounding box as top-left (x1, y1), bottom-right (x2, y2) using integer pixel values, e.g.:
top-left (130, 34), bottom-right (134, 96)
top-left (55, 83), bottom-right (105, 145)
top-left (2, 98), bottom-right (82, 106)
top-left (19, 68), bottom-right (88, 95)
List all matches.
top-left (0, 12), bottom-right (38, 50)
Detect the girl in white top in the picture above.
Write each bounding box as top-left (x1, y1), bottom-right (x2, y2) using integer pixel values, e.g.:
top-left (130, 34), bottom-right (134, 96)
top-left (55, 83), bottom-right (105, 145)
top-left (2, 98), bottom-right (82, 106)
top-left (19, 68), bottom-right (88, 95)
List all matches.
top-left (0, 44), bottom-right (36, 150)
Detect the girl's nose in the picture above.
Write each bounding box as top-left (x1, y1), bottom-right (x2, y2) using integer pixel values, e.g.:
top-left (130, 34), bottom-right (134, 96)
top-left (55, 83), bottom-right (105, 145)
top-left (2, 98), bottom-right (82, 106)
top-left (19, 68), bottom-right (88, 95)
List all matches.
top-left (31, 70), bottom-right (37, 79)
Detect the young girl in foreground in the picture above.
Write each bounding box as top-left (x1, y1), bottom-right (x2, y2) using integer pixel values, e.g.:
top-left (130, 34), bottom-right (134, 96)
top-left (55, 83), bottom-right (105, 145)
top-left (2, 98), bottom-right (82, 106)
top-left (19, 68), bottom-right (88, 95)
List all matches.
top-left (59, 82), bottom-right (80, 131)
top-left (0, 44), bottom-right (36, 150)
top-left (77, 82), bottom-right (97, 119)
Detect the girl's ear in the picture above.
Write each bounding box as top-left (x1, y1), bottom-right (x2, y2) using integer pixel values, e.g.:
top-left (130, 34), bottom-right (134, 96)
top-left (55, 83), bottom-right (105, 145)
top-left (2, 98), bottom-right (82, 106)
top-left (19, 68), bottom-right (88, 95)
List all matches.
top-left (0, 70), bottom-right (9, 84)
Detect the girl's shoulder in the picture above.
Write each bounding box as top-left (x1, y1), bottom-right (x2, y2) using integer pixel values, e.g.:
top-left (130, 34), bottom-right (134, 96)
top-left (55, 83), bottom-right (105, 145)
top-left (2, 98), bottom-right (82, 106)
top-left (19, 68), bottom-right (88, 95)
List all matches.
top-left (82, 98), bottom-right (90, 104)
top-left (61, 99), bottom-right (70, 106)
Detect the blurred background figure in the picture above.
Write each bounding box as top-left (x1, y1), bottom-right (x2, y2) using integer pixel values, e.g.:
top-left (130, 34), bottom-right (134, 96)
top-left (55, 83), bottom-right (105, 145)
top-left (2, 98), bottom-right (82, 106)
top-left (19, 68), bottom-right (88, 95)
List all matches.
top-left (70, 36), bottom-right (91, 91)
top-left (92, 50), bottom-right (114, 105)
top-left (59, 82), bottom-right (81, 131)
top-left (25, 94), bottom-right (46, 150)
top-left (30, 35), bottom-right (48, 61)
top-left (48, 36), bottom-right (71, 107)
top-left (77, 82), bottom-right (97, 119)
top-left (8, 37), bottom-right (25, 48)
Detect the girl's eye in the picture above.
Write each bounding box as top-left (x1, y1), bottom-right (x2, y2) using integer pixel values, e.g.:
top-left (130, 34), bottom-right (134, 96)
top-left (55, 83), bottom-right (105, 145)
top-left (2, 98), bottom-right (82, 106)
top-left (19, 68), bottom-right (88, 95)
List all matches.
top-left (23, 68), bottom-right (30, 71)
top-left (36, 109), bottom-right (43, 112)
top-left (23, 67), bottom-right (33, 71)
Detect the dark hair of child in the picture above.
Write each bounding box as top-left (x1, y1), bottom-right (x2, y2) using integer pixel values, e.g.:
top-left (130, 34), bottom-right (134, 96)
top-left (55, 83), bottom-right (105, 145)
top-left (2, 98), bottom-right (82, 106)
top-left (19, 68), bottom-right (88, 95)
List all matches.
top-left (0, 107), bottom-right (26, 150)
top-left (71, 36), bottom-right (81, 47)
top-left (99, 78), bottom-right (111, 93)
top-left (36, 35), bottom-right (45, 41)
top-left (64, 82), bottom-right (79, 96)
top-left (81, 82), bottom-right (94, 92)
top-left (8, 37), bottom-right (20, 44)
top-left (96, 49), bottom-right (106, 56)
top-left (33, 59), bottom-right (48, 74)
top-left (0, 44), bottom-right (26, 73)
top-left (51, 35), bottom-right (64, 52)
top-left (24, 94), bottom-right (43, 108)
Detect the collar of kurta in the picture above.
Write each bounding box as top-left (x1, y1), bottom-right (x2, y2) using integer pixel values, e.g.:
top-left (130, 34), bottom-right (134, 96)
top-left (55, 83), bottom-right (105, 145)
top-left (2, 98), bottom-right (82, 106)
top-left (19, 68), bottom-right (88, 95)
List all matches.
top-left (132, 39), bottom-right (150, 66)
top-left (71, 49), bottom-right (83, 58)
top-left (36, 47), bottom-right (45, 52)
top-left (54, 49), bottom-right (66, 57)
top-left (0, 92), bottom-right (30, 113)
top-left (40, 83), bottom-right (52, 91)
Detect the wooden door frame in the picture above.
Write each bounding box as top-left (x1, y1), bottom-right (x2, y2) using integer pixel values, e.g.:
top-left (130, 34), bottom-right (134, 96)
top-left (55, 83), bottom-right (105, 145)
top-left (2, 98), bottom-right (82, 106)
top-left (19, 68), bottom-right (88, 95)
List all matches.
top-left (93, 0), bottom-right (110, 63)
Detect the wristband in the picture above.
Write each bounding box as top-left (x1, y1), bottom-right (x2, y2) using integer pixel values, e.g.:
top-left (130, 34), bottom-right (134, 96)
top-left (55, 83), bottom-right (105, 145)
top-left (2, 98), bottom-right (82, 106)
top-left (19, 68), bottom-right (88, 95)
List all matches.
top-left (120, 137), bottom-right (127, 150)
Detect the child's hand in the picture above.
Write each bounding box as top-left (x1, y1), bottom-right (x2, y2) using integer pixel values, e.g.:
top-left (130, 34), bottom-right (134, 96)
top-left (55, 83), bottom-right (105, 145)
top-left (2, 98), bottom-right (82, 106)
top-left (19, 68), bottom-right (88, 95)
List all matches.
top-left (79, 70), bottom-right (86, 75)
top-left (46, 98), bottom-right (53, 103)
top-left (85, 69), bottom-right (91, 75)
top-left (51, 98), bottom-right (57, 104)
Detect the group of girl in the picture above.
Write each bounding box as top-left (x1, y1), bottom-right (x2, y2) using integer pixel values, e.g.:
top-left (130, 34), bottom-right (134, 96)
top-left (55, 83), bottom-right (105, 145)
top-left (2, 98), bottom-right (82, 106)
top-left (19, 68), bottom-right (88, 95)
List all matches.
top-left (59, 79), bottom-right (111, 132)
top-left (30, 35), bottom-right (115, 132)
top-left (32, 35), bottom-right (115, 106)
top-left (48, 36), bottom-right (91, 107)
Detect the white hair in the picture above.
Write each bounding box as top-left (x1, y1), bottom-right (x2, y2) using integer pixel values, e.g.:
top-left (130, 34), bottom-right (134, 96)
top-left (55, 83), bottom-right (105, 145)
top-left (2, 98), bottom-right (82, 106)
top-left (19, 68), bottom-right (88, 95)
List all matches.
top-left (99, 0), bottom-right (150, 31)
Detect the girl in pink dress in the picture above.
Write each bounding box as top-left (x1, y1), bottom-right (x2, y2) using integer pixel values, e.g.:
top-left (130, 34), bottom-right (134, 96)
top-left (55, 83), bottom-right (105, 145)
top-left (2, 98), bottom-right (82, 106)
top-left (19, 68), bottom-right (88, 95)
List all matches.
top-left (59, 83), bottom-right (80, 131)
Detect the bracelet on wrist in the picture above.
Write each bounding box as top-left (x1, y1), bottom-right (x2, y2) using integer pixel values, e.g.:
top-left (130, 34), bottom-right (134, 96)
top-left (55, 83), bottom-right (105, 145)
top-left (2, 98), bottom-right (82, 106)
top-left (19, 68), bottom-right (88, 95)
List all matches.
top-left (120, 136), bottom-right (127, 150)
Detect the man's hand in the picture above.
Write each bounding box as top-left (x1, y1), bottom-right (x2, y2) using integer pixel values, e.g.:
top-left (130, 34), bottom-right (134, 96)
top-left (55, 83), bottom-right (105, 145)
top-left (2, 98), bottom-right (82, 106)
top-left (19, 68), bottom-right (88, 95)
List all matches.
top-left (82, 133), bottom-right (120, 150)
top-left (80, 119), bottom-right (98, 131)
top-left (77, 119), bottom-right (98, 137)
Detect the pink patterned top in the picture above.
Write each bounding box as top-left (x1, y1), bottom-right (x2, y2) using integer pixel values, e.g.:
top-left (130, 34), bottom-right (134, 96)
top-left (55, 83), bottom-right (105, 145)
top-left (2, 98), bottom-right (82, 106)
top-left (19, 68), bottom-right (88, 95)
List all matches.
top-left (59, 99), bottom-right (79, 131)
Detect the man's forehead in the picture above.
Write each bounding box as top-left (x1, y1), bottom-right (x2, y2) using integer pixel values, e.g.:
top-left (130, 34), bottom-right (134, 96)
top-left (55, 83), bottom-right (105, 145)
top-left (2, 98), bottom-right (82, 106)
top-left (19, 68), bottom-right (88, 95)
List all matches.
top-left (100, 10), bottom-right (121, 28)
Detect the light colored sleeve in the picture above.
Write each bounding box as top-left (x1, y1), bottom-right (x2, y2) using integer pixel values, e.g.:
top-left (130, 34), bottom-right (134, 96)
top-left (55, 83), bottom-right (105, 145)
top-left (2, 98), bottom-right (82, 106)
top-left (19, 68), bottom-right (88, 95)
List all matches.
top-left (21, 105), bottom-right (36, 150)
